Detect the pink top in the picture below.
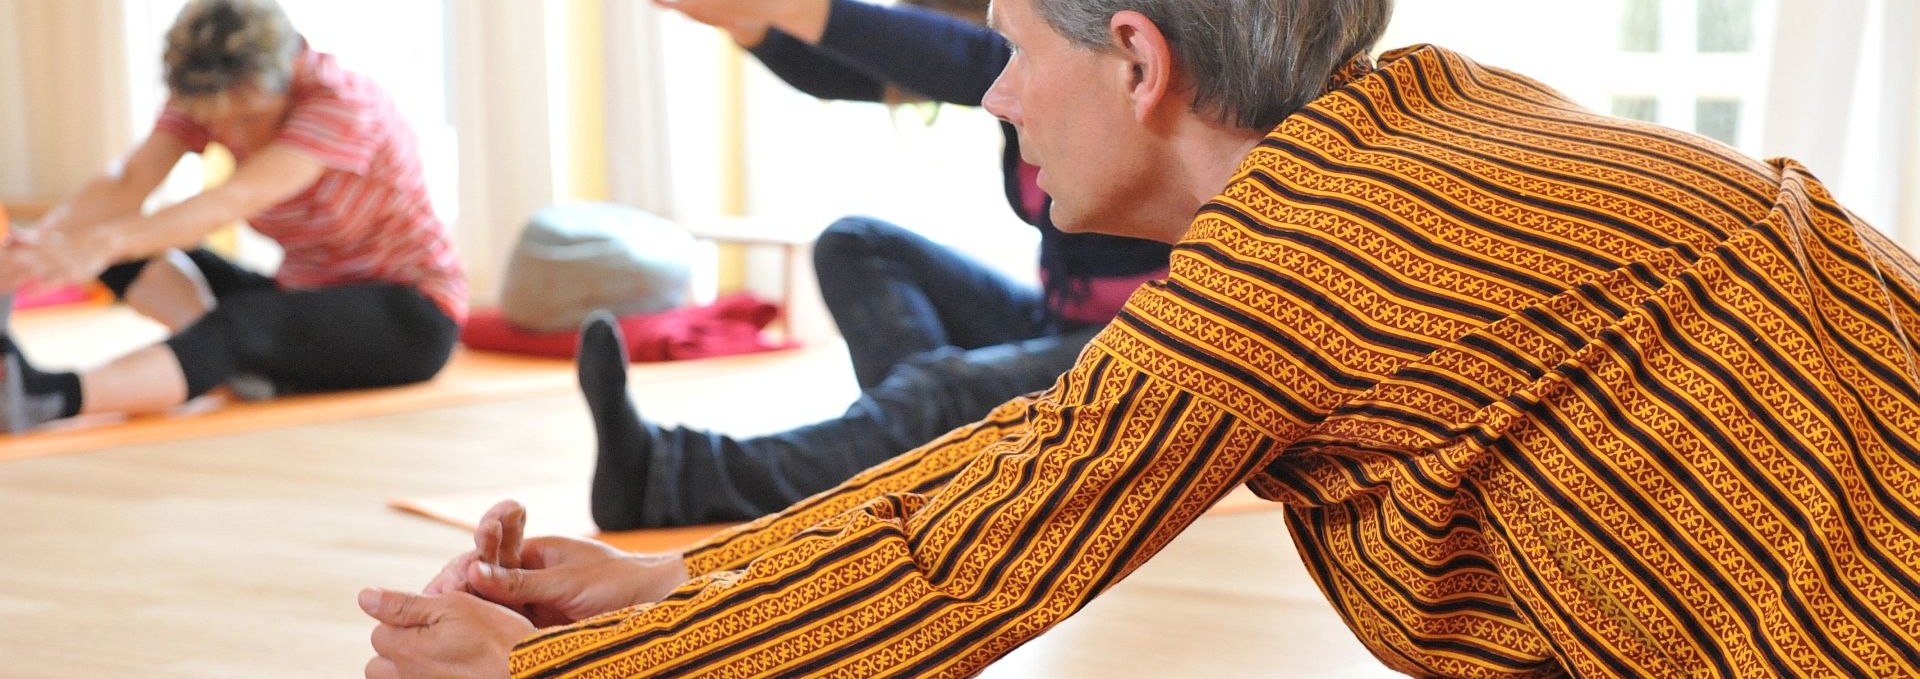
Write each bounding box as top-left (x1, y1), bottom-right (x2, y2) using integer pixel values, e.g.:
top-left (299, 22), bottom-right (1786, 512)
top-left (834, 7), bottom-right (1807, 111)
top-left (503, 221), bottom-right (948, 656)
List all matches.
top-left (1045, 269), bottom-right (1167, 326)
top-left (155, 47), bottom-right (467, 323)
top-left (1018, 160), bottom-right (1167, 324)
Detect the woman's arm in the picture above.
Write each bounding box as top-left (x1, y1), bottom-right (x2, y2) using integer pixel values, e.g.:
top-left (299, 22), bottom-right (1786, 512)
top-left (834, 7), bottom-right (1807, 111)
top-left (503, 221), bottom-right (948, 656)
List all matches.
top-left (748, 29), bottom-right (888, 102)
top-left (662, 0), bottom-right (1009, 106)
top-left (809, 0), bottom-right (1010, 105)
top-left (37, 132), bottom-right (192, 235)
top-left (90, 142), bottom-right (325, 261)
top-left (3, 142), bottom-right (324, 290)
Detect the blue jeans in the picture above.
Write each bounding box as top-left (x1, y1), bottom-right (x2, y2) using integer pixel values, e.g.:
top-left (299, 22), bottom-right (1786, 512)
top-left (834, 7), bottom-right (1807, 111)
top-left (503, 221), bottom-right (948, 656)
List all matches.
top-left (633, 218), bottom-right (1095, 527)
top-left (813, 217), bottom-right (1056, 389)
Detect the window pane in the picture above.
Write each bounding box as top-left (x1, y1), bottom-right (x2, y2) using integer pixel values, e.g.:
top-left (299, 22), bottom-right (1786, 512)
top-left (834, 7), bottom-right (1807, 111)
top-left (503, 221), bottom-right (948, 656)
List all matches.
top-left (1612, 96), bottom-right (1659, 123)
top-left (1621, 0), bottom-right (1661, 52)
top-left (1698, 0), bottom-right (1755, 52)
top-left (1695, 97), bottom-right (1742, 145)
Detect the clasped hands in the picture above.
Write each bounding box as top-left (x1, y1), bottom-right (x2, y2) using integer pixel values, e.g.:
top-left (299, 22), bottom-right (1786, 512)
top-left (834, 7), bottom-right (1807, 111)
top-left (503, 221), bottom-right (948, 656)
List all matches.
top-left (358, 500), bottom-right (691, 679)
top-left (0, 212), bottom-right (117, 294)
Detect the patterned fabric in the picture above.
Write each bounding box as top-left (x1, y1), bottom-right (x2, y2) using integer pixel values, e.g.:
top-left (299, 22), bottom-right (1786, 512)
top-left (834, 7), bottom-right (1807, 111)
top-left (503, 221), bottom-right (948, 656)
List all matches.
top-left (155, 46), bottom-right (467, 322)
top-left (510, 45), bottom-right (1920, 678)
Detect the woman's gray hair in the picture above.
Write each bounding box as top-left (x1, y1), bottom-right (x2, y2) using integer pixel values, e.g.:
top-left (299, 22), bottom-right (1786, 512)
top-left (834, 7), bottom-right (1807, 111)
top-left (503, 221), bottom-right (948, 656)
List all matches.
top-left (1031, 0), bottom-right (1394, 129)
top-left (163, 0), bottom-right (300, 97)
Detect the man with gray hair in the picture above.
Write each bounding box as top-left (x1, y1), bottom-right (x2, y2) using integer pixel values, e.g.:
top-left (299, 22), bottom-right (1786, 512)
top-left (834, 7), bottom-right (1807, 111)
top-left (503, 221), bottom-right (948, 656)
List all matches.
top-left (363, 0), bottom-right (1920, 675)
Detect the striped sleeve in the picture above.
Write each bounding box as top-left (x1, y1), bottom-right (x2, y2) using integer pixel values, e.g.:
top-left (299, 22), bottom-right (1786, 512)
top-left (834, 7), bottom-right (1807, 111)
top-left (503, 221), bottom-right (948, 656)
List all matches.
top-left (678, 393), bottom-right (1044, 576)
top-left (274, 88), bottom-right (377, 174)
top-left (508, 318), bottom-right (1291, 678)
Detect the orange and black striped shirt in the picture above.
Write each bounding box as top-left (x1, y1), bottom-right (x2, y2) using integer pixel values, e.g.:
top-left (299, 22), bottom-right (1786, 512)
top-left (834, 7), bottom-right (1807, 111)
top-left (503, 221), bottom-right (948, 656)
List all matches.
top-left (511, 44), bottom-right (1920, 678)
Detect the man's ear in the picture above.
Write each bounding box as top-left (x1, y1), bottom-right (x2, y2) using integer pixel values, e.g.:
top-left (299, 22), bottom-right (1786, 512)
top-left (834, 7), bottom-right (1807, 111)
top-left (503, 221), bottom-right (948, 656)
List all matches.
top-left (1108, 10), bottom-right (1174, 123)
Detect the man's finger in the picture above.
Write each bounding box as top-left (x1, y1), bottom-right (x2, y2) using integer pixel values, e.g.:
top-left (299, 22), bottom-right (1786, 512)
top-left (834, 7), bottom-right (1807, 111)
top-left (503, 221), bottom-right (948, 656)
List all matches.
top-left (499, 505), bottom-right (527, 570)
top-left (422, 552), bottom-right (478, 595)
top-left (467, 561), bottom-right (564, 608)
top-left (358, 588), bottom-right (435, 627)
top-left (476, 520), bottom-right (503, 567)
top-left (523, 535), bottom-right (617, 570)
top-left (369, 623), bottom-right (411, 659)
top-left (474, 500), bottom-right (525, 566)
top-left (364, 655), bottom-right (399, 679)
top-left (478, 499), bottom-right (525, 534)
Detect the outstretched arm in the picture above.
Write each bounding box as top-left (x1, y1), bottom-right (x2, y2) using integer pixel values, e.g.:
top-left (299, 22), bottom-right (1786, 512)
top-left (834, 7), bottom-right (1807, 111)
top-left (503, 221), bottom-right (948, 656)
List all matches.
top-left (660, 0), bottom-right (1009, 106)
top-left (0, 141), bottom-right (322, 290)
top-left (508, 331), bottom-right (1283, 678)
top-left (34, 131), bottom-right (191, 236)
top-left (808, 0), bottom-right (1010, 105)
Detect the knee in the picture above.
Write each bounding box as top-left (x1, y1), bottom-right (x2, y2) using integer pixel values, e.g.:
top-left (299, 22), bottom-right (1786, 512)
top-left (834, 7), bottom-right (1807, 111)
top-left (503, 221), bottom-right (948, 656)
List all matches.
top-left (812, 216), bottom-right (901, 269)
top-left (893, 346), bottom-right (975, 380)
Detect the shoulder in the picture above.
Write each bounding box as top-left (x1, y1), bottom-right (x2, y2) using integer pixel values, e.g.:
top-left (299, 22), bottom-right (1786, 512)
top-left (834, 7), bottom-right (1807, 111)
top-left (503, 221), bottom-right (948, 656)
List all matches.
top-left (289, 48), bottom-right (388, 114)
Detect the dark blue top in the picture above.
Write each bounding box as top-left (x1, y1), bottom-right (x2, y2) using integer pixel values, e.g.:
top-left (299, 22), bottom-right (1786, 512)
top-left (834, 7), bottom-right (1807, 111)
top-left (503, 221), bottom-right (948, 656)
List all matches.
top-left (747, 0), bottom-right (1172, 310)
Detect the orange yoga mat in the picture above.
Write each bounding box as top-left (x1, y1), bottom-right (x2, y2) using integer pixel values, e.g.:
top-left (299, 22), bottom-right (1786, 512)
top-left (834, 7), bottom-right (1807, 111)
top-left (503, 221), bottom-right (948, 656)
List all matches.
top-left (1, 302), bottom-right (826, 464)
top-left (389, 482), bottom-right (1283, 554)
top-left (0, 348), bottom-right (582, 463)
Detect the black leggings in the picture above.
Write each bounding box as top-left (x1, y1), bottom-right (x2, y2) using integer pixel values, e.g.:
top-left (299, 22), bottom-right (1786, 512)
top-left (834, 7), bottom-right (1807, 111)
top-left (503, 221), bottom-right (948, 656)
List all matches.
top-left (100, 249), bottom-right (459, 399)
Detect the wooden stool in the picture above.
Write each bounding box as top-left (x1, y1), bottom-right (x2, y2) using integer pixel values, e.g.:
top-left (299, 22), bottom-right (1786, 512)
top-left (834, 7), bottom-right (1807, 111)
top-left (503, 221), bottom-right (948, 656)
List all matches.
top-left (683, 216), bottom-right (817, 339)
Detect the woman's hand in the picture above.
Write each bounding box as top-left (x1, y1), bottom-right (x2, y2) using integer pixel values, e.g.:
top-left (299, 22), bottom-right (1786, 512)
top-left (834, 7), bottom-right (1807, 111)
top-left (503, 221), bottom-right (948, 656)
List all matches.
top-left (0, 222), bottom-right (118, 293)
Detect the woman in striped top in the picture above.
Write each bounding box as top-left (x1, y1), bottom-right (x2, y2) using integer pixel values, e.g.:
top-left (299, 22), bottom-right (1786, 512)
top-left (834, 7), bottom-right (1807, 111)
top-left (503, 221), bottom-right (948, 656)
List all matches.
top-left (0, 0), bottom-right (464, 434)
top-left (365, 0), bottom-right (1920, 676)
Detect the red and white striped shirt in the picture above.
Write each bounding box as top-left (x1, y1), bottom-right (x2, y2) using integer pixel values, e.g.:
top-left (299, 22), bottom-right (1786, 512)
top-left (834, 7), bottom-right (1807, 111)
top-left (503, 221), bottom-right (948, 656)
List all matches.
top-left (156, 47), bottom-right (467, 323)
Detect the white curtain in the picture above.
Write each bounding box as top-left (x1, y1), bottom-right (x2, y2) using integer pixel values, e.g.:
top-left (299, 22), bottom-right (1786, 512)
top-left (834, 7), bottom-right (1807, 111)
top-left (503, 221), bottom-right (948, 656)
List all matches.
top-left (447, 0), bottom-right (685, 305)
top-left (0, 1), bottom-right (32, 201)
top-left (1760, 0), bottom-right (1920, 246)
top-left (0, 0), bottom-right (136, 205)
top-left (602, 0), bottom-right (676, 218)
top-left (448, 1), bottom-right (560, 305)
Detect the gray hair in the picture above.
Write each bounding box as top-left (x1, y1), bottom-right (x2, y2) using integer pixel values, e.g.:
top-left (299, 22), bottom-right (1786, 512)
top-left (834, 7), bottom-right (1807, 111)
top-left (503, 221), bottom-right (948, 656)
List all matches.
top-left (1031, 0), bottom-right (1394, 129)
top-left (163, 0), bottom-right (300, 97)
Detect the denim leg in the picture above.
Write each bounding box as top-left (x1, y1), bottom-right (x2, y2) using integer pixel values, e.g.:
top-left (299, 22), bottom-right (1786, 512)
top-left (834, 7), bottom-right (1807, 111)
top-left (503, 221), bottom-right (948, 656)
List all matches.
top-left (813, 216), bottom-right (1050, 389)
top-left (637, 325), bottom-right (1101, 526)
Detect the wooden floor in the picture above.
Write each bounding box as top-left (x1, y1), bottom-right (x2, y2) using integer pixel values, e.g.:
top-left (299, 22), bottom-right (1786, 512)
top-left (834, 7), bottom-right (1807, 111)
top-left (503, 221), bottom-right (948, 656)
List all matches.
top-left (0, 307), bottom-right (1395, 678)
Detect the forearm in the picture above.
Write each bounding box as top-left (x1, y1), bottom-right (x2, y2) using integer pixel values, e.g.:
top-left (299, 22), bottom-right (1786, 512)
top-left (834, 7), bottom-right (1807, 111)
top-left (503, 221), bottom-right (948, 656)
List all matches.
top-left (86, 187), bottom-right (254, 263)
top-left (761, 0), bottom-right (829, 44)
top-left (811, 0), bottom-right (1009, 105)
top-left (747, 29), bottom-right (886, 102)
top-left (43, 132), bottom-right (191, 235)
top-left (90, 142), bottom-right (321, 262)
top-left (49, 173), bottom-right (158, 233)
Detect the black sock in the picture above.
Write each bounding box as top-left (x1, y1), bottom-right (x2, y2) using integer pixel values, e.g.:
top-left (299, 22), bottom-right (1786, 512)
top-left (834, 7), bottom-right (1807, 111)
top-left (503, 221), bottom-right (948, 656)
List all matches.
top-left (578, 312), bottom-right (658, 531)
top-left (2, 335), bottom-right (83, 428)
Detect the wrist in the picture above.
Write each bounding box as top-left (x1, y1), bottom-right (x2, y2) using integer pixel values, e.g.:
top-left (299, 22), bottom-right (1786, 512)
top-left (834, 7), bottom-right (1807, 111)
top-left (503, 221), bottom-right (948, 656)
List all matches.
top-left (773, 0), bottom-right (830, 44)
top-left (625, 552), bottom-right (692, 607)
top-left (79, 220), bottom-right (130, 262)
top-left (729, 22), bottom-right (771, 48)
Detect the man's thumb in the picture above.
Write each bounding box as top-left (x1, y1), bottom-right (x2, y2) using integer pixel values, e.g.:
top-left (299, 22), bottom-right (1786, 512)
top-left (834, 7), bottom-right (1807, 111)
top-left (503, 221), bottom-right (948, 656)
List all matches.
top-left (469, 562), bottom-right (563, 606)
top-left (358, 588), bottom-right (435, 627)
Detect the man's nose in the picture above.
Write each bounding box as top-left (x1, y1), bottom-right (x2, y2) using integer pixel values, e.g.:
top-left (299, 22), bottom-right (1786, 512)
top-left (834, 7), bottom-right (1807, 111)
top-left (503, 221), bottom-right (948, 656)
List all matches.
top-left (982, 70), bottom-right (1019, 125)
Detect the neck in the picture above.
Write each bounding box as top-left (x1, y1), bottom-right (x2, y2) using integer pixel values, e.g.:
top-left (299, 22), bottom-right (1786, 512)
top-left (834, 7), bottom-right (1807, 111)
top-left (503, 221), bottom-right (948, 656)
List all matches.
top-left (1143, 121), bottom-right (1267, 244)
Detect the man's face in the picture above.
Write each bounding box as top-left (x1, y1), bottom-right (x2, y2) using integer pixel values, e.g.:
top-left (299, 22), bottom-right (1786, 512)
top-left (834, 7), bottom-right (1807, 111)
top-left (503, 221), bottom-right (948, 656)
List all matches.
top-left (983, 0), bottom-right (1155, 236)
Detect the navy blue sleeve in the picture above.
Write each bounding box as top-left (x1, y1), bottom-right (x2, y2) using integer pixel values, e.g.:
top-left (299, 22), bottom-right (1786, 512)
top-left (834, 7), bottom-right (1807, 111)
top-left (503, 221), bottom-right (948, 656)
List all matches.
top-left (747, 29), bottom-right (887, 102)
top-left (813, 0), bottom-right (1011, 105)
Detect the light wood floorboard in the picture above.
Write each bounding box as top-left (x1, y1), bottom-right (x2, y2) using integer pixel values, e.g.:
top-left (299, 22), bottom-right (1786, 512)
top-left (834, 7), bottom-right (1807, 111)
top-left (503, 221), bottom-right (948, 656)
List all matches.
top-left (0, 307), bottom-right (1391, 678)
